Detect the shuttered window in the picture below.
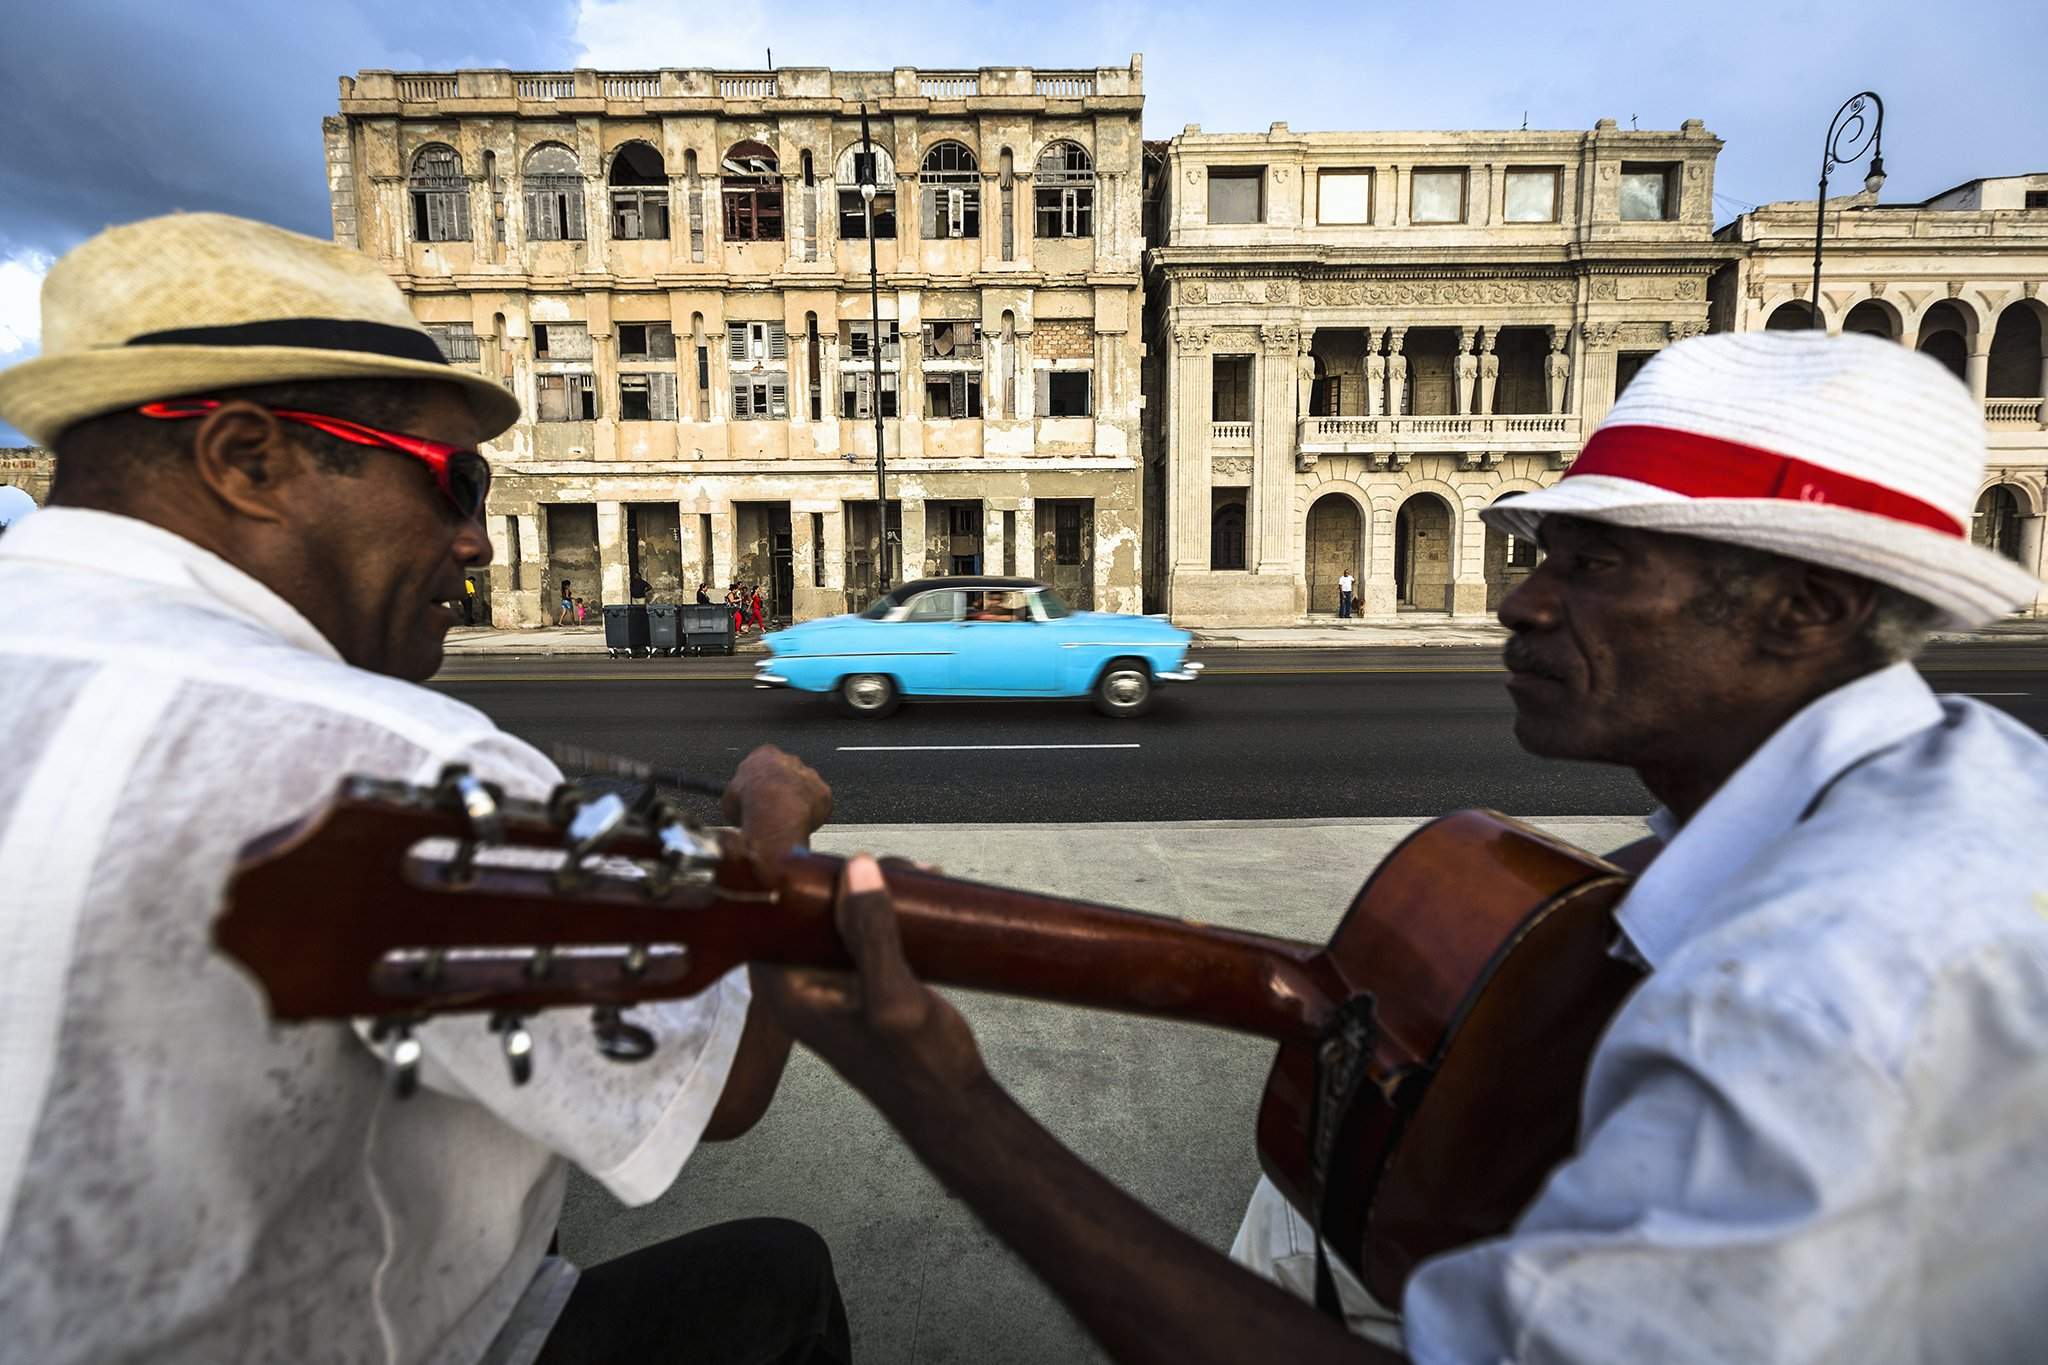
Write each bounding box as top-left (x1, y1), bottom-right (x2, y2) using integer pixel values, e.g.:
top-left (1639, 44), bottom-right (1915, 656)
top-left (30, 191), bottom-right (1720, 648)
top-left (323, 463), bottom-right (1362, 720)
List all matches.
top-left (726, 321), bottom-right (788, 364)
top-left (840, 370), bottom-right (899, 419)
top-left (536, 372), bottom-right (597, 421)
top-left (409, 145), bottom-right (471, 243)
top-left (924, 371), bottom-right (983, 419)
top-left (618, 371), bottom-right (678, 421)
top-left (732, 375), bottom-right (789, 420)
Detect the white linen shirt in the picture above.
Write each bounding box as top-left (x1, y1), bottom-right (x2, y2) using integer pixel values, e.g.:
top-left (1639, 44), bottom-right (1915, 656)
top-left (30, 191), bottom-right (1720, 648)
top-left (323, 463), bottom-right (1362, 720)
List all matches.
top-left (0, 510), bottom-right (752, 1365)
top-left (1395, 662), bottom-right (2048, 1363)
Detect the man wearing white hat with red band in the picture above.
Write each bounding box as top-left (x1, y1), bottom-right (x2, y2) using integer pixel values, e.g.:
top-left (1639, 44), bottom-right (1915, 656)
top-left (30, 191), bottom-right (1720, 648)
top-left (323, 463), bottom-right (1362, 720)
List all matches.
top-left (715, 330), bottom-right (2048, 1365)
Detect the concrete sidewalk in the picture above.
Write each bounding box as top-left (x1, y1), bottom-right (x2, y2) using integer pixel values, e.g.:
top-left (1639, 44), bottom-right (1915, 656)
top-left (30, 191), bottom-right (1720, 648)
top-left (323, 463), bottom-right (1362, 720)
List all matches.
top-left (556, 815), bottom-right (1646, 1364)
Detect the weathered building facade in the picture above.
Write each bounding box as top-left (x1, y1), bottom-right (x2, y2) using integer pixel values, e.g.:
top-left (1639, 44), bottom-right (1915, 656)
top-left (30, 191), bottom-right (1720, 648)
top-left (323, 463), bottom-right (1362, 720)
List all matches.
top-left (1714, 174), bottom-right (2048, 615)
top-left (1143, 120), bottom-right (1733, 622)
top-left (0, 448), bottom-right (54, 505)
top-left (326, 62), bottom-right (1146, 626)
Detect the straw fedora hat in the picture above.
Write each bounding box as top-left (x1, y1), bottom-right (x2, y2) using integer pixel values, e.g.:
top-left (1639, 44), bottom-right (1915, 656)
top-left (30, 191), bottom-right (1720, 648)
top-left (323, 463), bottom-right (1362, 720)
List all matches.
top-left (0, 212), bottom-right (521, 448)
top-left (1481, 330), bottom-right (2041, 630)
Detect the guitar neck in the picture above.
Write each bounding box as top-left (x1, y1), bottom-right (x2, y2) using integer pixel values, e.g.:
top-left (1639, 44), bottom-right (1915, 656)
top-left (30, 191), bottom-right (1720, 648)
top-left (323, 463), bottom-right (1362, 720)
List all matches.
top-left (773, 853), bottom-right (1340, 1045)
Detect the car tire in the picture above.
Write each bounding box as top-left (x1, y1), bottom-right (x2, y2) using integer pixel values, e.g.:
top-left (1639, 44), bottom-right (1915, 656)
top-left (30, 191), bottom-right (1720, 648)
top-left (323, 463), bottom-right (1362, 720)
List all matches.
top-left (836, 673), bottom-right (900, 719)
top-left (1091, 658), bottom-right (1154, 718)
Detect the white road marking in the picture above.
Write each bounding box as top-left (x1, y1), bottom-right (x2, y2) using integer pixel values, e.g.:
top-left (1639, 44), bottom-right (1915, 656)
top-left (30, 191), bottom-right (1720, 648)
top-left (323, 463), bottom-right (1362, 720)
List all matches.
top-left (836, 743), bottom-right (1142, 752)
top-left (1962, 692), bottom-right (2029, 696)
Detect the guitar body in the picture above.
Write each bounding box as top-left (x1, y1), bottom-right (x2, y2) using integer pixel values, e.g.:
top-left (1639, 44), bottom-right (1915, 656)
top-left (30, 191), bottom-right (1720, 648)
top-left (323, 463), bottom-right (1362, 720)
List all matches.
top-left (1255, 810), bottom-right (1641, 1304)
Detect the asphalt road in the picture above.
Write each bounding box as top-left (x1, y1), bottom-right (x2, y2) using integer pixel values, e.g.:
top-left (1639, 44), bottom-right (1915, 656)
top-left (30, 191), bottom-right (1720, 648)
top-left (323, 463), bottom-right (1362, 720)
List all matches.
top-left (428, 643), bottom-right (2047, 824)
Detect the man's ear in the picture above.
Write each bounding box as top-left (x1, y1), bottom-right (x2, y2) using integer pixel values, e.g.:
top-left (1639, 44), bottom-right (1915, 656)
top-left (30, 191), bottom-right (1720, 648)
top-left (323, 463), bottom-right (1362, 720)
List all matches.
top-left (187, 402), bottom-right (308, 523)
top-left (1757, 561), bottom-right (1879, 660)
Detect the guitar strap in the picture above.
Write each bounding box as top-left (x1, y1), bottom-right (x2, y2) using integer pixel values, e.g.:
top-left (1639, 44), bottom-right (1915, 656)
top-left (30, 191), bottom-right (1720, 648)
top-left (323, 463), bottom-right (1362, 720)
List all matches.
top-left (1306, 993), bottom-right (1379, 1321)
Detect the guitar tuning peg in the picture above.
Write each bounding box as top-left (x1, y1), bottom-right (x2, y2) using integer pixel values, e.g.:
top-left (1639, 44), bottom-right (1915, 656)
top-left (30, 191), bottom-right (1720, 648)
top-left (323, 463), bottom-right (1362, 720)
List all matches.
top-left (371, 1020), bottom-right (423, 1100)
top-left (590, 1005), bottom-right (657, 1063)
top-left (490, 1011), bottom-right (535, 1086)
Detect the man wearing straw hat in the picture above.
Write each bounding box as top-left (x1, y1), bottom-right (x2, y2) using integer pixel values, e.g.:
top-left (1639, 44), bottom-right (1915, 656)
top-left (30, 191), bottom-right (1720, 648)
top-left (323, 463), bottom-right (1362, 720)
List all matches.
top-left (0, 214), bottom-right (848, 1364)
top-left (750, 332), bottom-right (2048, 1363)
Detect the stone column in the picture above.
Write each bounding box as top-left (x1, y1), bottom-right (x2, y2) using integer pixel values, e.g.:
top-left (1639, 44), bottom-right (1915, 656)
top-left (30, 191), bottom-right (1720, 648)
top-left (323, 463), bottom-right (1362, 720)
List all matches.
top-left (678, 510), bottom-right (705, 596)
top-left (1365, 500), bottom-right (1398, 617)
top-left (900, 495), bottom-right (928, 580)
top-left (984, 503), bottom-right (1006, 574)
top-left (791, 506), bottom-right (817, 599)
top-left (1012, 498), bottom-right (1037, 579)
top-left (1385, 328), bottom-right (1408, 419)
top-left (1365, 328), bottom-right (1386, 417)
top-left (1449, 494), bottom-right (1489, 616)
top-left (2017, 515), bottom-right (2046, 613)
top-left (596, 501), bottom-right (628, 605)
top-left (2038, 353), bottom-right (2048, 428)
top-left (1966, 343), bottom-right (1991, 406)
top-left (1479, 330), bottom-right (1500, 416)
top-left (1578, 323), bottom-right (1620, 431)
top-left (1256, 325), bottom-right (1303, 575)
top-left (1546, 326), bottom-right (1572, 415)
top-left (1014, 325), bottom-right (1035, 422)
top-left (1171, 325), bottom-right (1213, 574)
top-left (710, 501), bottom-right (736, 591)
top-left (1453, 329), bottom-right (1478, 416)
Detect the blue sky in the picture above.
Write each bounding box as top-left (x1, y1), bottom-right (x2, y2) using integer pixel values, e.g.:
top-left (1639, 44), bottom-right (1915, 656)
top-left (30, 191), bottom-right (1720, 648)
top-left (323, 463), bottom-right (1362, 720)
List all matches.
top-left (2, 0), bottom-right (2043, 444)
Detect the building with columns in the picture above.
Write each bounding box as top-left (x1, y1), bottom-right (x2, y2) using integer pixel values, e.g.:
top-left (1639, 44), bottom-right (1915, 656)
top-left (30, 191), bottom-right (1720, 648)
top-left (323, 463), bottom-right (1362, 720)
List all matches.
top-left (1142, 120), bottom-right (1734, 622)
top-left (1713, 173), bottom-right (2048, 614)
top-left (325, 61), bottom-right (1145, 626)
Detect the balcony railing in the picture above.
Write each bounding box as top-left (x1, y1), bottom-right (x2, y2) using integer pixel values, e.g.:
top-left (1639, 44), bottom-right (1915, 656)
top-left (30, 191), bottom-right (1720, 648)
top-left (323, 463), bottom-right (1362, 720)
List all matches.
top-left (919, 75), bottom-right (979, 99)
top-left (1985, 398), bottom-right (2047, 426)
top-left (398, 76), bottom-right (458, 101)
top-left (922, 338), bottom-right (985, 362)
top-left (1210, 420), bottom-right (1253, 444)
top-left (1299, 413), bottom-right (1578, 448)
top-left (516, 74), bottom-right (575, 99)
top-left (718, 74), bottom-right (778, 99)
top-left (1035, 75), bottom-right (1095, 98)
top-left (601, 73), bottom-right (660, 99)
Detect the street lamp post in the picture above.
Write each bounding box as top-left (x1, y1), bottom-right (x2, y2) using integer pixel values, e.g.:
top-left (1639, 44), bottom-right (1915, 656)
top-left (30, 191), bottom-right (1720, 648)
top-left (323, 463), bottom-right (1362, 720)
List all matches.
top-left (1811, 92), bottom-right (1886, 331)
top-left (858, 104), bottom-right (892, 593)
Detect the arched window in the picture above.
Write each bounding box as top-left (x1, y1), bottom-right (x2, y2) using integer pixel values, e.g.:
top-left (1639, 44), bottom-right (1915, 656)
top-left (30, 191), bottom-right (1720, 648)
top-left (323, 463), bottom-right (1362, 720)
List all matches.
top-left (522, 143), bottom-right (586, 241)
top-left (1765, 300), bottom-right (1816, 331)
top-left (721, 140), bottom-right (783, 243)
top-left (408, 144), bottom-right (470, 243)
top-left (1034, 141), bottom-right (1094, 239)
top-left (835, 142), bottom-right (897, 239)
top-left (607, 142), bottom-right (668, 240)
top-left (920, 141), bottom-right (980, 240)
top-left (1210, 499), bottom-right (1246, 571)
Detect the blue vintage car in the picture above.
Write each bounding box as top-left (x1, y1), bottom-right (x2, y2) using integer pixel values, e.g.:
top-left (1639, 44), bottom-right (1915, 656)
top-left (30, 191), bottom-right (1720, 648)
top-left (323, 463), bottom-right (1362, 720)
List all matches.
top-left (754, 576), bottom-right (1201, 718)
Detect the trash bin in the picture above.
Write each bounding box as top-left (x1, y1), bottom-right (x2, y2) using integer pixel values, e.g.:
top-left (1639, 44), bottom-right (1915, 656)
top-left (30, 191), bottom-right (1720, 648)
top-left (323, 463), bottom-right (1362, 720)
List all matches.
top-left (603, 603), bottom-right (650, 658)
top-left (682, 602), bottom-right (736, 656)
top-left (645, 603), bottom-right (681, 657)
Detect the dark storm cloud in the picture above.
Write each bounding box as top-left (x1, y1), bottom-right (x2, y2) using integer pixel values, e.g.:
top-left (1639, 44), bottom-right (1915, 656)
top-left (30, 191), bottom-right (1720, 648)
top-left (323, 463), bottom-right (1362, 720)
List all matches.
top-left (0, 0), bottom-right (580, 259)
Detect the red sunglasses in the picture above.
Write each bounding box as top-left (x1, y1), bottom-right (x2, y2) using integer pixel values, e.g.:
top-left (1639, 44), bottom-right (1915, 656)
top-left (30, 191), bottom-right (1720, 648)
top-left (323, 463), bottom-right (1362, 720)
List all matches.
top-left (138, 399), bottom-right (491, 521)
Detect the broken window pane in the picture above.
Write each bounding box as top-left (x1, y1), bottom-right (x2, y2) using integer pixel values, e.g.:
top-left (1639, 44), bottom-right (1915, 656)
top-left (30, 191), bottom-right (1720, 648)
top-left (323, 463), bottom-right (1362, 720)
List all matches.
top-left (924, 371), bottom-right (982, 419)
top-left (1317, 169), bottom-right (1372, 224)
top-left (618, 322), bottom-right (676, 359)
top-left (1504, 168), bottom-right (1560, 223)
top-left (607, 142), bottom-right (669, 240)
top-left (920, 142), bottom-right (981, 239)
top-left (409, 144), bottom-right (471, 243)
top-left (839, 190), bottom-right (897, 238)
top-left (721, 139), bottom-right (784, 242)
top-left (1620, 163), bottom-right (1674, 221)
top-left (536, 371), bottom-right (596, 421)
top-left (922, 321), bottom-right (981, 360)
top-left (424, 322), bottom-right (480, 364)
top-left (1033, 142), bottom-right (1094, 238)
top-left (523, 143), bottom-right (586, 241)
top-left (533, 323), bottom-right (591, 360)
top-left (1045, 370), bottom-right (1092, 418)
top-left (617, 371), bottom-right (677, 421)
top-left (1410, 168), bottom-right (1467, 224)
top-left (1206, 167), bottom-right (1263, 224)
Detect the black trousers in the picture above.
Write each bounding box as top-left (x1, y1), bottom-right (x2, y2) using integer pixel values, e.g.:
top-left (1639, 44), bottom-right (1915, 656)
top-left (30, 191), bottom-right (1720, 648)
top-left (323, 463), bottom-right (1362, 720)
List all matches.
top-left (535, 1218), bottom-right (852, 1365)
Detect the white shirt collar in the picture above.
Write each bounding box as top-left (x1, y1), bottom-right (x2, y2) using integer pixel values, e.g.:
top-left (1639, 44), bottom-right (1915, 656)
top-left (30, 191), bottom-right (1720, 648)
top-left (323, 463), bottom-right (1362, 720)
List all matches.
top-left (0, 507), bottom-right (341, 662)
top-left (1617, 662), bottom-right (1944, 969)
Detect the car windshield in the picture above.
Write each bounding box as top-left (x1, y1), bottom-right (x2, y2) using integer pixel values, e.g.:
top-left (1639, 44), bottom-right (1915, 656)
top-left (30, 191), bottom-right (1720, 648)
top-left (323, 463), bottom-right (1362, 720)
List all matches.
top-left (1033, 589), bottom-right (1072, 619)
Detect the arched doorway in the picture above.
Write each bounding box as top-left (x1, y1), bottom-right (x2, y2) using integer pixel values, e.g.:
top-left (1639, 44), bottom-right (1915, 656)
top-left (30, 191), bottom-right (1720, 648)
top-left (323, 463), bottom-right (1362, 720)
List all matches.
top-left (1210, 495), bottom-right (1246, 571)
top-left (1304, 495), bottom-right (1362, 615)
top-left (1394, 494), bottom-right (1453, 610)
top-left (1765, 300), bottom-right (1817, 331)
top-left (1988, 305), bottom-right (2044, 399)
top-left (1973, 486), bottom-right (2023, 562)
top-left (1842, 300), bottom-right (1898, 340)
top-left (1916, 301), bottom-right (1973, 384)
top-left (1483, 491), bottom-right (1539, 611)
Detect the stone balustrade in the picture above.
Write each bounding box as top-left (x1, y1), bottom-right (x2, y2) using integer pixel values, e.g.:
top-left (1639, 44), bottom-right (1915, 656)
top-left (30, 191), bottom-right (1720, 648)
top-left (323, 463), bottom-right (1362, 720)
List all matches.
top-left (1298, 413), bottom-right (1577, 452)
top-left (1985, 398), bottom-right (2047, 427)
top-left (1210, 421), bottom-right (1253, 444)
top-left (362, 67), bottom-right (1127, 108)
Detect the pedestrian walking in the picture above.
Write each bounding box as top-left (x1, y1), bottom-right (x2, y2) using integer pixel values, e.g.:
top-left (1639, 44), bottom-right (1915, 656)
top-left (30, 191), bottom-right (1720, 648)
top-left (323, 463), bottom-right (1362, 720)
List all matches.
top-left (695, 582), bottom-right (711, 605)
top-left (1338, 570), bottom-right (1355, 620)
top-left (557, 578), bottom-right (573, 626)
top-left (460, 576), bottom-right (477, 625)
top-left (574, 596), bottom-right (587, 626)
top-left (750, 585), bottom-right (766, 631)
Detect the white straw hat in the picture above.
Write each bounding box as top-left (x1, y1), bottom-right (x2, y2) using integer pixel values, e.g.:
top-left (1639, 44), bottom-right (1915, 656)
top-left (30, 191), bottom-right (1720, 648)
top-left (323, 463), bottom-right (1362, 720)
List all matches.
top-left (1481, 330), bottom-right (2040, 629)
top-left (0, 212), bottom-right (520, 447)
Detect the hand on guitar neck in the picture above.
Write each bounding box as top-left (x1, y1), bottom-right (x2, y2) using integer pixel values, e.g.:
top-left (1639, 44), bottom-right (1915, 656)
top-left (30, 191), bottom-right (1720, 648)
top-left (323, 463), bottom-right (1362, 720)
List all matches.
top-left (756, 856), bottom-right (1404, 1365)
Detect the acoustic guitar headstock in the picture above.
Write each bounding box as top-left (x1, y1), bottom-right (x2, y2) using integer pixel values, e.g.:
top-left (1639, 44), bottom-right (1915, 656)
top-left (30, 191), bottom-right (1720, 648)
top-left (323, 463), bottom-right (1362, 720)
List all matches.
top-left (214, 764), bottom-right (828, 1096)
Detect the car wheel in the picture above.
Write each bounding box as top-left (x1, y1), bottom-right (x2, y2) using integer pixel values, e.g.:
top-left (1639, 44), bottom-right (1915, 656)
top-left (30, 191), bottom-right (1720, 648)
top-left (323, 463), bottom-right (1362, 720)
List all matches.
top-left (1092, 658), bottom-right (1154, 718)
top-left (836, 673), bottom-right (900, 719)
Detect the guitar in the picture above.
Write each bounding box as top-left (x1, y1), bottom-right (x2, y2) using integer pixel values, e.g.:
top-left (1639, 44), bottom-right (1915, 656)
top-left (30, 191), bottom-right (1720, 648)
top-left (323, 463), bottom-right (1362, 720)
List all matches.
top-left (215, 767), bottom-right (1641, 1303)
